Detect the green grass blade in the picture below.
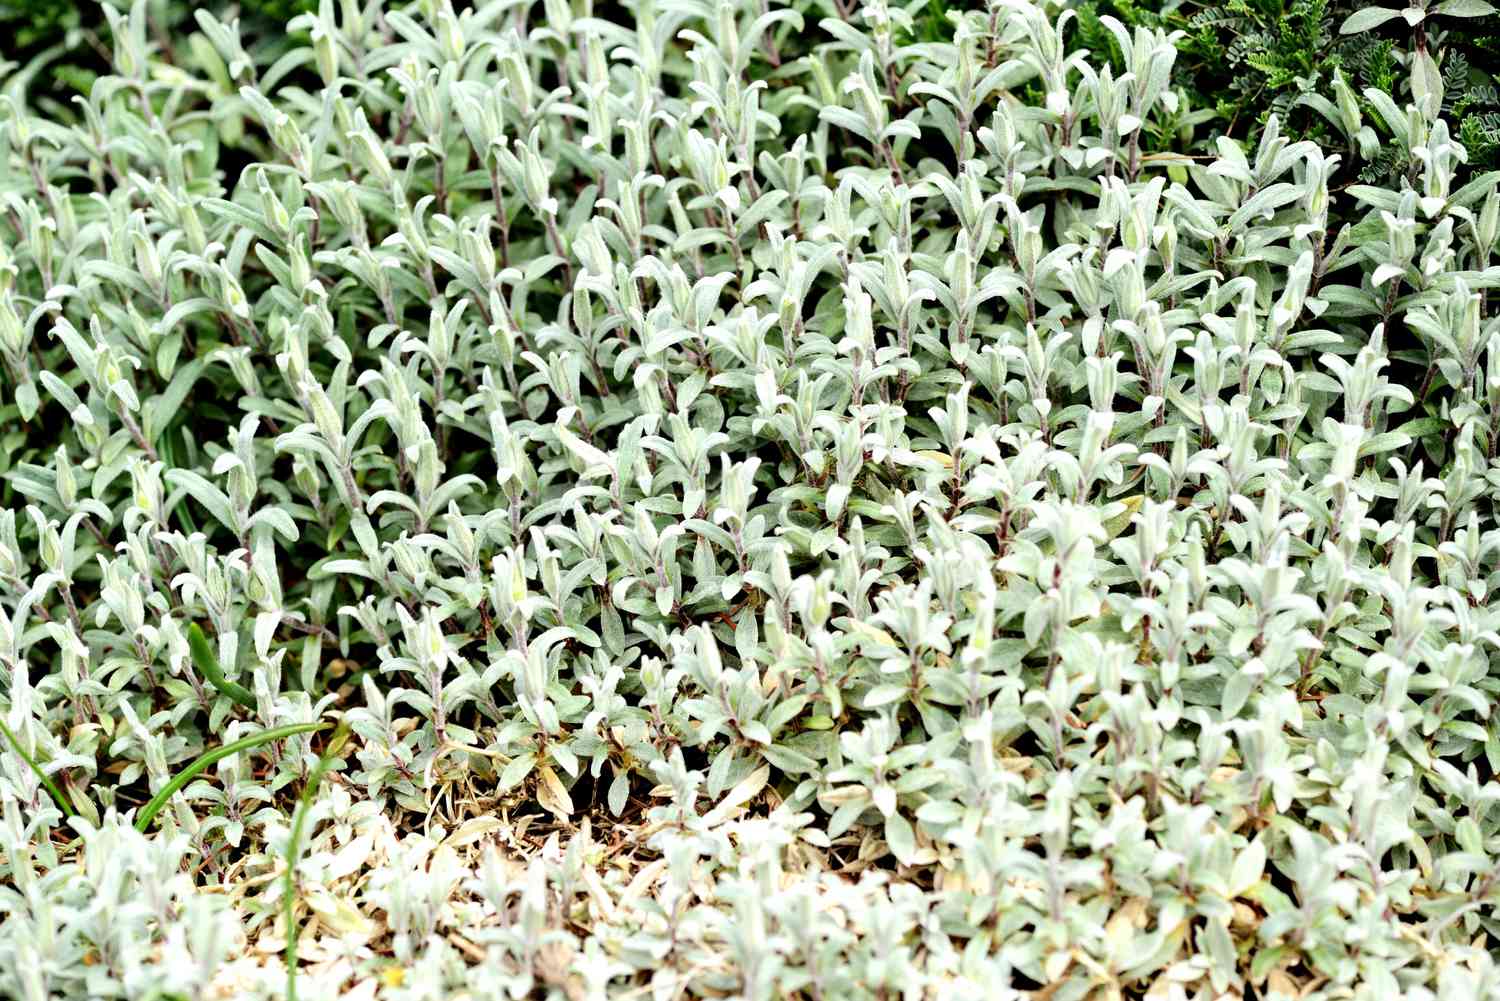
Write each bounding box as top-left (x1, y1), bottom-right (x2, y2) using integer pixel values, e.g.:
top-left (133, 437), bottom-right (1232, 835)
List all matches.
top-left (285, 719), bottom-right (350, 1001)
top-left (187, 622), bottom-right (257, 709)
top-left (0, 714), bottom-right (75, 819)
top-left (134, 721), bottom-right (327, 833)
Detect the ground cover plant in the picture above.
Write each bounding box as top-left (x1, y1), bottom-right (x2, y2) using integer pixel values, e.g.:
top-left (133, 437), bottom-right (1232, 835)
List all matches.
top-left (2, 0), bottom-right (1500, 998)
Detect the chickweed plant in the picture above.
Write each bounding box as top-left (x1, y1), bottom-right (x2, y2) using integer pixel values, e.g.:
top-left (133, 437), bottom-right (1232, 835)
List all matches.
top-left (1, 0), bottom-right (1500, 998)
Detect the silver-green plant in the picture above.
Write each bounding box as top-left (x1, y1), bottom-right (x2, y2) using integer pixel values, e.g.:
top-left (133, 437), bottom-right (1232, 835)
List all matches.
top-left (1, 0), bottom-right (1500, 998)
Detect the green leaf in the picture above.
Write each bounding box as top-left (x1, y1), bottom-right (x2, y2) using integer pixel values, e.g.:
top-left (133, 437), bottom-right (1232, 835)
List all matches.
top-left (1434, 0), bottom-right (1497, 16)
top-left (885, 812), bottom-right (917, 864)
top-left (144, 359), bottom-right (208, 446)
top-left (863, 684), bottom-right (909, 708)
top-left (500, 752), bottom-right (536, 791)
top-left (15, 380), bottom-right (38, 422)
top-left (1411, 49), bottom-right (1443, 108)
top-left (1339, 7), bottom-right (1402, 33)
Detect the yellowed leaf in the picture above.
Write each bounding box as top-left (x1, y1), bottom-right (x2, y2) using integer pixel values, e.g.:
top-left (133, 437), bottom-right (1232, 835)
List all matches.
top-left (702, 765), bottom-right (770, 826)
top-left (1103, 494), bottom-right (1145, 540)
top-left (1265, 970), bottom-right (1299, 999)
top-left (536, 765), bottom-right (574, 819)
top-left (1043, 948), bottom-right (1072, 983)
top-left (621, 858), bottom-right (667, 907)
top-left (1105, 897), bottom-right (1148, 958)
top-left (305, 889), bottom-right (375, 937)
top-left (914, 449), bottom-right (954, 468)
top-left (443, 816), bottom-right (508, 850)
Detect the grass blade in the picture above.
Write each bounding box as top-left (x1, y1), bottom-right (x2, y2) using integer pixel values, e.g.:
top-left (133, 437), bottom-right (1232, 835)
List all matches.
top-left (187, 622), bottom-right (258, 710)
top-left (0, 714), bottom-right (75, 819)
top-left (134, 721), bottom-right (327, 832)
top-left (285, 719), bottom-right (350, 1001)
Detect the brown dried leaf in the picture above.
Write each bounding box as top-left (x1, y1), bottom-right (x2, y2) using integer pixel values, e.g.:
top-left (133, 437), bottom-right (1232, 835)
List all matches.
top-left (536, 765), bottom-right (574, 820)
